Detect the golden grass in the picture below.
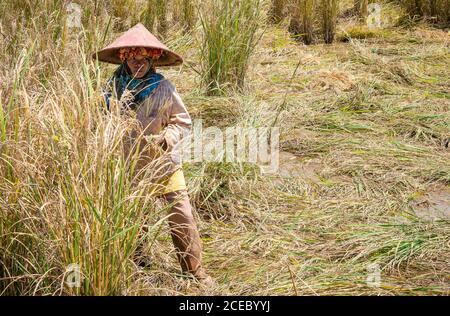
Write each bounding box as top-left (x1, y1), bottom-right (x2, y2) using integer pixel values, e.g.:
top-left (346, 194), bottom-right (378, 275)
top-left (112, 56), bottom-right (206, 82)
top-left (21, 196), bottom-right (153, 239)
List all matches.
top-left (268, 0), bottom-right (287, 24)
top-left (321, 0), bottom-right (339, 44)
top-left (1, 0), bottom-right (449, 296)
top-left (289, 0), bottom-right (316, 45)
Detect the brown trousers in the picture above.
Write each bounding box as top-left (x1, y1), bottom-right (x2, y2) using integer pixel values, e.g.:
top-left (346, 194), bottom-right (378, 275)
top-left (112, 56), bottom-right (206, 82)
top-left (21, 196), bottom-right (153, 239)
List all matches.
top-left (161, 189), bottom-right (207, 280)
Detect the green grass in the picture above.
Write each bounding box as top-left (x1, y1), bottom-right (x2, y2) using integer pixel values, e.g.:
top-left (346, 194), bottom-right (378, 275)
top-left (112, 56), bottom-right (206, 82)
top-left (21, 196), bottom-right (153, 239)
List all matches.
top-left (198, 0), bottom-right (264, 95)
top-left (0, 0), bottom-right (449, 296)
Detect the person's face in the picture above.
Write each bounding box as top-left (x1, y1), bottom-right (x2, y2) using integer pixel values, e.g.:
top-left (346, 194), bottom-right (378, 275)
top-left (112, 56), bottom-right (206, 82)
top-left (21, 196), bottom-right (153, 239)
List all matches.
top-left (126, 54), bottom-right (151, 78)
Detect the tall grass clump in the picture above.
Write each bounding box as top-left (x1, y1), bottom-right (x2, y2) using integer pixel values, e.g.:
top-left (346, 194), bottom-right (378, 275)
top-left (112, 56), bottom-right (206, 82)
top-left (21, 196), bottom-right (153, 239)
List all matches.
top-left (1, 59), bottom-right (173, 295)
top-left (401, 0), bottom-right (430, 17)
top-left (399, 0), bottom-right (450, 25)
top-left (0, 46), bottom-right (168, 295)
top-left (111, 0), bottom-right (139, 31)
top-left (268, 0), bottom-right (287, 24)
top-left (174, 0), bottom-right (196, 32)
top-left (434, 0), bottom-right (450, 23)
top-left (354, 0), bottom-right (368, 21)
top-left (0, 1), bottom-right (171, 295)
top-left (199, 0), bottom-right (264, 95)
top-left (320, 0), bottom-right (338, 44)
top-left (289, 0), bottom-right (315, 45)
top-left (144, 0), bottom-right (168, 37)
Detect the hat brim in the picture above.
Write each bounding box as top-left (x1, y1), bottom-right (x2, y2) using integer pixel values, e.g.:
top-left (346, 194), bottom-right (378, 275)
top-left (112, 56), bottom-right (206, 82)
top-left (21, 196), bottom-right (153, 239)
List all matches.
top-left (92, 23), bottom-right (183, 66)
top-left (92, 46), bottom-right (183, 66)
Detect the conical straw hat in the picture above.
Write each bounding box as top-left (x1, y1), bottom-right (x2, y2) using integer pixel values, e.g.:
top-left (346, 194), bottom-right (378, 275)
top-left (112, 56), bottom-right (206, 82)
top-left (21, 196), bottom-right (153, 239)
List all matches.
top-left (92, 23), bottom-right (183, 66)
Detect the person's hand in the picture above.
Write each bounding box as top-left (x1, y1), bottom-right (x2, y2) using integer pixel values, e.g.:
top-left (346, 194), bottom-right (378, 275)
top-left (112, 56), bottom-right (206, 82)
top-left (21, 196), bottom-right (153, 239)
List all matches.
top-left (154, 134), bottom-right (168, 151)
top-left (144, 134), bottom-right (167, 151)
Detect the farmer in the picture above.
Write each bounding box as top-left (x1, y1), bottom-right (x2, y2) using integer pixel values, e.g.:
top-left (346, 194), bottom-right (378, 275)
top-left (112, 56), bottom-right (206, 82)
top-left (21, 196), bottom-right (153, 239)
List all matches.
top-left (92, 23), bottom-right (214, 286)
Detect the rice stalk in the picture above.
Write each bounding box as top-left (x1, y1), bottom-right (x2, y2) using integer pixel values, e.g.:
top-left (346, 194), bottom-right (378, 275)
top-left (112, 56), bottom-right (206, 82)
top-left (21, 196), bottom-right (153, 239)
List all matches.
top-left (289, 0), bottom-right (315, 45)
top-left (0, 6), bottom-right (169, 293)
top-left (399, 0), bottom-right (450, 25)
top-left (354, 0), bottom-right (368, 22)
top-left (198, 0), bottom-right (264, 95)
top-left (321, 0), bottom-right (338, 44)
top-left (144, 0), bottom-right (168, 37)
top-left (268, 0), bottom-right (287, 24)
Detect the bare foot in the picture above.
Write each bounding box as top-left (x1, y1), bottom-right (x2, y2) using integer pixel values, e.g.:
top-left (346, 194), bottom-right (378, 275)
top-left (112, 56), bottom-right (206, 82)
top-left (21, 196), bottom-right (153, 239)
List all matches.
top-left (193, 268), bottom-right (217, 287)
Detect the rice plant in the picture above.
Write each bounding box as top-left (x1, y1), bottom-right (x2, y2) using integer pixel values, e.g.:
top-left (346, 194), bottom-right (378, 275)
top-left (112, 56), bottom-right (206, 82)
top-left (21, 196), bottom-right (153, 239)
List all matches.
top-left (156, 0), bottom-right (168, 37)
top-left (289, 0), bottom-right (315, 45)
top-left (144, 0), bottom-right (168, 37)
top-left (1, 53), bottom-right (173, 295)
top-left (0, 42), bottom-right (169, 295)
top-left (173, 0), bottom-right (196, 32)
top-left (399, 0), bottom-right (450, 25)
top-left (402, 0), bottom-right (429, 17)
top-left (439, 0), bottom-right (450, 24)
top-left (320, 0), bottom-right (338, 44)
top-left (181, 0), bottom-right (196, 31)
top-left (198, 0), bottom-right (264, 95)
top-left (268, 0), bottom-right (286, 24)
top-left (1, 0), bottom-right (449, 297)
top-left (0, 1), bottom-right (170, 295)
top-left (111, 0), bottom-right (137, 31)
top-left (354, 0), bottom-right (368, 21)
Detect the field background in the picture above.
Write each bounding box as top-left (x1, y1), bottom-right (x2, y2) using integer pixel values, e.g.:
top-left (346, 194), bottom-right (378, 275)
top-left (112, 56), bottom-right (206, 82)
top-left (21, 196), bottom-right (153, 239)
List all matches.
top-left (0, 0), bottom-right (449, 295)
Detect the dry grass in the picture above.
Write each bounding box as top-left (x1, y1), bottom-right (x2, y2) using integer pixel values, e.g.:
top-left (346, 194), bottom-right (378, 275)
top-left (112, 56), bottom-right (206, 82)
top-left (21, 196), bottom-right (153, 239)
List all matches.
top-left (198, 0), bottom-right (264, 95)
top-left (1, 0), bottom-right (449, 296)
top-left (289, 0), bottom-right (316, 45)
top-left (354, 0), bottom-right (368, 21)
top-left (173, 0), bottom-right (197, 32)
top-left (268, 0), bottom-right (287, 24)
top-left (400, 0), bottom-right (450, 25)
top-left (321, 0), bottom-right (339, 44)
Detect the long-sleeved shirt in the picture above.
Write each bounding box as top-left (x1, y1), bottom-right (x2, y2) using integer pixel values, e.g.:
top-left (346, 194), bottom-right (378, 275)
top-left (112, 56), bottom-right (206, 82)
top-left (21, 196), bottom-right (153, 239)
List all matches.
top-left (119, 78), bottom-right (192, 178)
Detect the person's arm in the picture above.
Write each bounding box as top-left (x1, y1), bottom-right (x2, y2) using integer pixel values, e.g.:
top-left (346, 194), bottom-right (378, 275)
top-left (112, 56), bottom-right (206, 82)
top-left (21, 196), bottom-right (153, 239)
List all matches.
top-left (155, 82), bottom-right (192, 152)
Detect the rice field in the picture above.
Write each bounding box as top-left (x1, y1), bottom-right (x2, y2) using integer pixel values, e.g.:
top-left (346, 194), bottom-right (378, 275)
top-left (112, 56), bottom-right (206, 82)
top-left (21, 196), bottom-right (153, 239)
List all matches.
top-left (0, 0), bottom-right (449, 295)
